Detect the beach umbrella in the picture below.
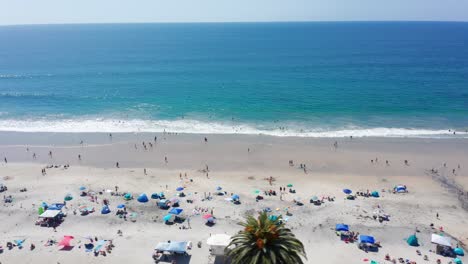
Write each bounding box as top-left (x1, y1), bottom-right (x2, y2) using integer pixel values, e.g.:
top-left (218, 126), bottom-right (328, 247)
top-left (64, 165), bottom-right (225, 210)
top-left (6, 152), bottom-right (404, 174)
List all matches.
top-left (371, 191), bottom-right (380, 198)
top-left (454, 248), bottom-right (465, 256)
top-left (137, 193), bottom-right (149, 203)
top-left (176, 187), bottom-right (184, 191)
top-left (287, 184), bottom-right (293, 187)
top-left (206, 217), bottom-right (215, 223)
top-left (79, 186), bottom-right (86, 191)
top-left (38, 207), bottom-right (44, 215)
top-left (253, 189), bottom-right (260, 194)
top-left (216, 186), bottom-right (222, 191)
top-left (231, 194), bottom-right (240, 200)
top-left (169, 208), bottom-right (183, 215)
top-left (151, 193), bottom-right (159, 199)
top-left (343, 189), bottom-right (352, 194)
top-left (311, 196), bottom-right (319, 202)
top-left (64, 194), bottom-right (73, 201)
top-left (454, 258), bottom-right (463, 264)
top-left (58, 236), bottom-right (74, 248)
top-left (117, 204), bottom-right (125, 209)
top-left (202, 213), bottom-right (213, 219)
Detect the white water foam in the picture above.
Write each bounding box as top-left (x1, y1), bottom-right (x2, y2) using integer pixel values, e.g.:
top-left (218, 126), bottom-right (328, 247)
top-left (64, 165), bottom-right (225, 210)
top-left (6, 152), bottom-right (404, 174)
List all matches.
top-left (0, 119), bottom-right (465, 138)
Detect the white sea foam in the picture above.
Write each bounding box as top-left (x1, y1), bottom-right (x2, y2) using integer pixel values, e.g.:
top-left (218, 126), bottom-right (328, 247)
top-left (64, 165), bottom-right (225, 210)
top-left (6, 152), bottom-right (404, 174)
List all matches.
top-left (0, 119), bottom-right (465, 138)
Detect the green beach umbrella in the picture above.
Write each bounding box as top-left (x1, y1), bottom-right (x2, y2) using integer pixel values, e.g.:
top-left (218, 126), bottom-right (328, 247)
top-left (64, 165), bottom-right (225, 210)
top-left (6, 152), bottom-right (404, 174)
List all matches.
top-left (287, 184), bottom-right (293, 187)
top-left (253, 189), bottom-right (260, 194)
top-left (64, 194), bottom-right (73, 201)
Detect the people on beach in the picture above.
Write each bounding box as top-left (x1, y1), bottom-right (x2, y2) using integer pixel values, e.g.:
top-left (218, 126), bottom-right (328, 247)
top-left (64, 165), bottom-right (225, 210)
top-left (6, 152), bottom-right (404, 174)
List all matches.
top-left (116, 162), bottom-right (119, 168)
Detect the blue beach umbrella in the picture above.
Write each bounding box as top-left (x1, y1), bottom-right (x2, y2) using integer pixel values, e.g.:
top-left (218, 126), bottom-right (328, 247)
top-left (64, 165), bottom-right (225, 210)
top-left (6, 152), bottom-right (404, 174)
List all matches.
top-left (454, 248), bottom-right (465, 256)
top-left (117, 204), bottom-right (125, 209)
top-left (343, 189), bottom-right (352, 194)
top-left (454, 258), bottom-right (463, 264)
top-left (79, 186), bottom-right (86, 191)
top-left (176, 187), bottom-right (184, 191)
top-left (163, 214), bottom-right (175, 222)
top-left (231, 194), bottom-right (240, 200)
top-left (216, 186), bottom-right (222, 191)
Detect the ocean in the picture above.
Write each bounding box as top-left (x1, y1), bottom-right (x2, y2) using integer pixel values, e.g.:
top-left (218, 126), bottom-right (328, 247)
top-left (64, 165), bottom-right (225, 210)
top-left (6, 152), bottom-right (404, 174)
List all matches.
top-left (0, 22), bottom-right (467, 137)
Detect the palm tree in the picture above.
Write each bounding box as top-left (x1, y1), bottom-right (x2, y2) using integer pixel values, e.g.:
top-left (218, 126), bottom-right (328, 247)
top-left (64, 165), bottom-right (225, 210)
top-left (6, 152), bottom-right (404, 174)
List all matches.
top-left (226, 212), bottom-right (306, 264)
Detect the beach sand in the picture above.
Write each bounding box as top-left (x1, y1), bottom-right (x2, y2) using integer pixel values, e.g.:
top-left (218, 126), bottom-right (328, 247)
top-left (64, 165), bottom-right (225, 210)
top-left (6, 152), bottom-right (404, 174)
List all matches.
top-left (0, 132), bottom-right (467, 264)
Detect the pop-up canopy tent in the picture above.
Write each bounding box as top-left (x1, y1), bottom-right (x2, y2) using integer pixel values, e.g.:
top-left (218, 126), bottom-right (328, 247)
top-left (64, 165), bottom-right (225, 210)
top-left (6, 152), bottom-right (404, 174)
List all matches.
top-left (335, 224), bottom-right (349, 232)
top-left (431, 234), bottom-right (451, 247)
top-left (207, 234), bottom-right (231, 255)
top-left (155, 241), bottom-right (188, 254)
top-left (40, 209), bottom-right (62, 219)
top-left (359, 235), bottom-right (375, 244)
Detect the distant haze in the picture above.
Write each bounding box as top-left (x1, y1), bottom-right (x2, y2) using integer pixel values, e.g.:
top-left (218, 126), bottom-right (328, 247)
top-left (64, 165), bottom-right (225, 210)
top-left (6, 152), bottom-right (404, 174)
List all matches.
top-left (0, 0), bottom-right (468, 25)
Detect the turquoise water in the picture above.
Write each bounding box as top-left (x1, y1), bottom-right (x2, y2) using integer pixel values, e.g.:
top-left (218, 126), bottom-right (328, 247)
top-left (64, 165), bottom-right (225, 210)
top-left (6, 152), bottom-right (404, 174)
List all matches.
top-left (0, 22), bottom-right (467, 137)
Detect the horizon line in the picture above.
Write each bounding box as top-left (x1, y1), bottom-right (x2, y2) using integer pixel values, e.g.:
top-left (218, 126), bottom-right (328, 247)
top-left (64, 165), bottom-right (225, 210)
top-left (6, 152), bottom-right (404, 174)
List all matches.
top-left (1, 19), bottom-right (468, 27)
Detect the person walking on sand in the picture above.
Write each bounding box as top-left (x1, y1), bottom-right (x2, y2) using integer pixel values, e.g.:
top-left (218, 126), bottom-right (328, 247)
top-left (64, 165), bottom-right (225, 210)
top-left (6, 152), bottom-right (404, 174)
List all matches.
top-left (144, 168), bottom-right (147, 175)
top-left (4, 157), bottom-right (7, 164)
top-left (49, 151), bottom-right (53, 158)
top-left (33, 153), bottom-right (36, 159)
top-left (78, 154), bottom-right (81, 161)
top-left (116, 162), bottom-right (120, 168)
top-left (165, 156), bottom-right (168, 164)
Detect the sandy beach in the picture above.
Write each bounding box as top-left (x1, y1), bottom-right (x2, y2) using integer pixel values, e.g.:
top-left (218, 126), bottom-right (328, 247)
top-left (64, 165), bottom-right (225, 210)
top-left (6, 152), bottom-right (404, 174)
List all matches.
top-left (0, 132), bottom-right (467, 264)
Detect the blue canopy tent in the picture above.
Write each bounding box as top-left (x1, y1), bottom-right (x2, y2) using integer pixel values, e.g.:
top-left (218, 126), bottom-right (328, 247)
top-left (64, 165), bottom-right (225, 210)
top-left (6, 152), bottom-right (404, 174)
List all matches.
top-left (155, 241), bottom-right (188, 254)
top-left (137, 193), bottom-right (149, 203)
top-left (101, 205), bottom-right (111, 214)
top-left (169, 208), bottom-right (183, 215)
top-left (359, 235), bottom-right (375, 244)
top-left (343, 189), bottom-right (352, 194)
top-left (335, 224), bottom-right (349, 232)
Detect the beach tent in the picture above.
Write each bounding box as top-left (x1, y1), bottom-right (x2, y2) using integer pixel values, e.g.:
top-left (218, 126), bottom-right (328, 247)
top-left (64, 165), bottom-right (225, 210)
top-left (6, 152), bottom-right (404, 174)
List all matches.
top-left (169, 208), bottom-right (183, 215)
top-left (395, 185), bottom-right (407, 193)
top-left (207, 234), bottom-right (231, 256)
top-left (176, 187), bottom-right (184, 191)
top-left (64, 194), bottom-right (73, 201)
top-left (371, 191), bottom-right (380, 198)
top-left (155, 241), bottom-right (188, 254)
top-left (231, 194), bottom-right (240, 200)
top-left (407, 235), bottom-right (419, 246)
top-left (151, 193), bottom-right (159, 199)
top-left (58, 236), bottom-right (74, 248)
top-left (137, 193), bottom-right (149, 203)
top-left (359, 235), bottom-right (375, 244)
top-left (431, 234), bottom-right (451, 247)
top-left (101, 205), bottom-right (111, 214)
top-left (454, 258), bottom-right (463, 264)
top-left (454, 248), bottom-right (465, 256)
top-left (123, 193), bottom-right (133, 200)
top-left (336, 224), bottom-right (349, 232)
top-left (343, 189), bottom-right (352, 194)
top-left (40, 209), bottom-right (62, 218)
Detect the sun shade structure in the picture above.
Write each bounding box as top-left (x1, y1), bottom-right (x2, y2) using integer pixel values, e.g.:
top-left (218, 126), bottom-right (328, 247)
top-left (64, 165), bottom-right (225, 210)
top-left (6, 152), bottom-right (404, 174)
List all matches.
top-left (335, 224), bottom-right (349, 232)
top-left (343, 189), bottom-right (352, 194)
top-left (155, 241), bottom-right (188, 254)
top-left (58, 236), bottom-right (74, 248)
top-left (359, 235), bottom-right (375, 244)
top-left (39, 209), bottom-right (61, 218)
top-left (169, 208), bottom-right (183, 215)
top-left (431, 234), bottom-right (451, 247)
top-left (207, 234), bottom-right (231, 256)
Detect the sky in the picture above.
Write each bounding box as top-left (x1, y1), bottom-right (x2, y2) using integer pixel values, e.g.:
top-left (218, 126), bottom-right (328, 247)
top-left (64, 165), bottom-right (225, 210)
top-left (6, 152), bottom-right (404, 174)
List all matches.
top-left (1, 0), bottom-right (468, 25)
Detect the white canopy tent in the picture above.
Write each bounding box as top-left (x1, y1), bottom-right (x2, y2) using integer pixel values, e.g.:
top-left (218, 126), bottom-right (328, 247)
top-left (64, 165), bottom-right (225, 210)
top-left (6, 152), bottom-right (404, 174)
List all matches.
top-left (431, 234), bottom-right (451, 247)
top-left (39, 209), bottom-right (61, 218)
top-left (207, 234), bottom-right (231, 256)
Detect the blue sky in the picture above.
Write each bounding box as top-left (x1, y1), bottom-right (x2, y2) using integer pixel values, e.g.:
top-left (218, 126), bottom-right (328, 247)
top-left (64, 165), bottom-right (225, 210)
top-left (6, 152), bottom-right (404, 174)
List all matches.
top-left (1, 0), bottom-right (468, 25)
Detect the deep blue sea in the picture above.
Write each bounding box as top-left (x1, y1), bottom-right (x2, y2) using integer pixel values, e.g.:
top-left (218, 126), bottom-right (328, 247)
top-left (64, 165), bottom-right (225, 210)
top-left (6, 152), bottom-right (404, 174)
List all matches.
top-left (0, 22), bottom-right (467, 137)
